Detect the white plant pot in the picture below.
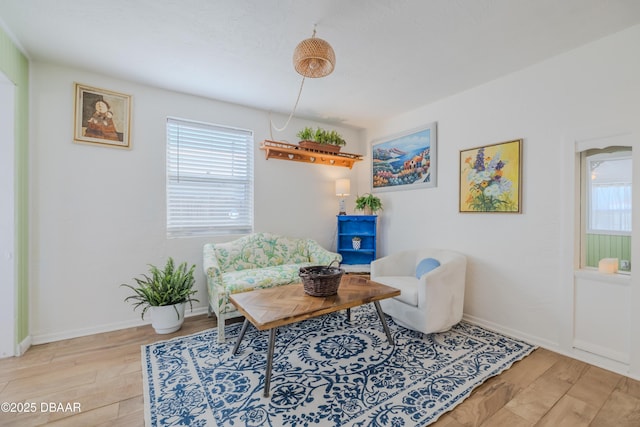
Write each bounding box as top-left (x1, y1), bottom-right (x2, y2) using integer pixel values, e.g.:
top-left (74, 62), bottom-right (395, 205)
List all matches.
top-left (352, 239), bottom-right (361, 250)
top-left (151, 303), bottom-right (185, 334)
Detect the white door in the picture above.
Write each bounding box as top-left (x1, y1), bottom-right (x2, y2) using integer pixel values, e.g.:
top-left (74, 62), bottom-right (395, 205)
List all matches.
top-left (0, 73), bottom-right (16, 358)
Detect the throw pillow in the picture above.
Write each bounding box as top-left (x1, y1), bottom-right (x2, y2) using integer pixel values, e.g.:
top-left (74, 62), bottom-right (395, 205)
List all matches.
top-left (416, 257), bottom-right (441, 278)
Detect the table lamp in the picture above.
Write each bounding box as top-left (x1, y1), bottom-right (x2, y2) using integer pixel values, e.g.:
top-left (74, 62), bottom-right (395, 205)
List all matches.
top-left (335, 178), bottom-right (350, 215)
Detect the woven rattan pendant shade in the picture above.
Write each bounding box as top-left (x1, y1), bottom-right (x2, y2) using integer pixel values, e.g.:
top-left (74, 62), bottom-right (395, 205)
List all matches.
top-left (270, 27), bottom-right (335, 133)
top-left (293, 36), bottom-right (335, 78)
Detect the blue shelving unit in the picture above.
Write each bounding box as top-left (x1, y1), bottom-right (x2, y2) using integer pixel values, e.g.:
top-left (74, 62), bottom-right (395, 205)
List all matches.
top-left (337, 215), bottom-right (377, 269)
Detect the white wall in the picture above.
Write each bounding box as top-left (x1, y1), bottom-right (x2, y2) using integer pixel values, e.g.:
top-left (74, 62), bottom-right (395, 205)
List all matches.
top-left (366, 25), bottom-right (640, 378)
top-left (29, 63), bottom-right (365, 343)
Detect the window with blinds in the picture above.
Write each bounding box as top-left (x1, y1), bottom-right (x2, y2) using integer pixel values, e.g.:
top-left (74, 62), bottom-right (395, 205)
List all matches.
top-left (166, 118), bottom-right (254, 237)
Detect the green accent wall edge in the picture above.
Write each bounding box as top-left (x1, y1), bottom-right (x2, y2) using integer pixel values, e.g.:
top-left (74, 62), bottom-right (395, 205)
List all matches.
top-left (0, 27), bottom-right (29, 346)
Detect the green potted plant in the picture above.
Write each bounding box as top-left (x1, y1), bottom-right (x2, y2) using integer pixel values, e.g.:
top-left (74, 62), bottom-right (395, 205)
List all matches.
top-left (355, 193), bottom-right (383, 215)
top-left (296, 126), bottom-right (314, 141)
top-left (121, 257), bottom-right (199, 334)
top-left (297, 126), bottom-right (346, 153)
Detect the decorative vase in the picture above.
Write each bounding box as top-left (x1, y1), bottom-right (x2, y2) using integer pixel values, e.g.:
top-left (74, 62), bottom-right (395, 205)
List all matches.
top-left (352, 238), bottom-right (361, 250)
top-left (151, 303), bottom-right (186, 334)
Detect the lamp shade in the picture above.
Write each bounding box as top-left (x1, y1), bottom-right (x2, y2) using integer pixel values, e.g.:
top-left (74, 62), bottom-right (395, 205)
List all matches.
top-left (335, 178), bottom-right (350, 196)
top-left (293, 36), bottom-right (335, 78)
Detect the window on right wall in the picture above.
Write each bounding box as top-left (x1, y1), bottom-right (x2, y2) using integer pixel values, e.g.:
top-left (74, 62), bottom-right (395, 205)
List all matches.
top-left (581, 147), bottom-right (632, 272)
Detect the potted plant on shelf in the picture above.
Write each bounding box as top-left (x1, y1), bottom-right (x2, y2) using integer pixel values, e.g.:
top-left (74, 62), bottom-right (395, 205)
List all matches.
top-left (355, 193), bottom-right (383, 215)
top-left (297, 126), bottom-right (346, 153)
top-left (121, 257), bottom-right (199, 334)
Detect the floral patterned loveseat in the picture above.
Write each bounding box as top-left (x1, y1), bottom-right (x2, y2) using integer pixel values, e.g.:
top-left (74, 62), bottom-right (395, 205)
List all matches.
top-left (203, 232), bottom-right (341, 342)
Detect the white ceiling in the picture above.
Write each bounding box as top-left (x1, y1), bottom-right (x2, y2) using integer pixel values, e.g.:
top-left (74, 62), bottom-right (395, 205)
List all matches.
top-left (2, 0), bottom-right (640, 128)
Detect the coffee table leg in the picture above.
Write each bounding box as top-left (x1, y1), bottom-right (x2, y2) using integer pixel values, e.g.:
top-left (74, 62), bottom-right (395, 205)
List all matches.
top-left (373, 301), bottom-right (394, 345)
top-left (232, 319), bottom-right (250, 355)
top-left (264, 327), bottom-right (277, 397)
top-left (346, 308), bottom-right (351, 321)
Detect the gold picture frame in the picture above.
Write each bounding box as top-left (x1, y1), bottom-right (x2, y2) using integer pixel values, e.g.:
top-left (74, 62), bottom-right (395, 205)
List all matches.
top-left (73, 83), bottom-right (132, 149)
top-left (459, 139), bottom-right (522, 213)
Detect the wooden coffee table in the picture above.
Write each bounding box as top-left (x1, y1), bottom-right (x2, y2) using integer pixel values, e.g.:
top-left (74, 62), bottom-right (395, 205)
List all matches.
top-left (229, 275), bottom-right (400, 397)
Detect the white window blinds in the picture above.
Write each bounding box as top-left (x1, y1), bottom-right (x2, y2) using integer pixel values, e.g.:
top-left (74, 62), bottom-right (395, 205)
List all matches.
top-left (167, 118), bottom-right (254, 237)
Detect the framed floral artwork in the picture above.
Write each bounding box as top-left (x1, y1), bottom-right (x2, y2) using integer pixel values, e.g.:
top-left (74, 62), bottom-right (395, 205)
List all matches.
top-left (73, 83), bottom-right (132, 149)
top-left (459, 139), bottom-right (522, 213)
top-left (372, 122), bottom-right (437, 192)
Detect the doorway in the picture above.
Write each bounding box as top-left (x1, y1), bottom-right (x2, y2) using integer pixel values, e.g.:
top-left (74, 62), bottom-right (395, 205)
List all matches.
top-left (572, 134), bottom-right (634, 367)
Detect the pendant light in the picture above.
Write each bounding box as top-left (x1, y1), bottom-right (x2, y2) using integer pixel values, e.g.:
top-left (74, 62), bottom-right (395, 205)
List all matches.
top-left (271, 26), bottom-right (335, 134)
top-left (293, 27), bottom-right (336, 78)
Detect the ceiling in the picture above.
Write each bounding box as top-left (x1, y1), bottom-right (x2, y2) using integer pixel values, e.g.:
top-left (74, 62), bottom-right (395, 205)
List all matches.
top-left (2, 0), bottom-right (640, 129)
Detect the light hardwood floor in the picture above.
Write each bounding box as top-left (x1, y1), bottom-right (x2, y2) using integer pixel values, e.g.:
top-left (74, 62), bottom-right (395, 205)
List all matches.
top-left (1, 315), bottom-right (639, 426)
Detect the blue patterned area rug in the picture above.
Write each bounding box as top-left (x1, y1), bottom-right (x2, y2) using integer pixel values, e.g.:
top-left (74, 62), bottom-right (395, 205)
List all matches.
top-left (142, 305), bottom-right (535, 426)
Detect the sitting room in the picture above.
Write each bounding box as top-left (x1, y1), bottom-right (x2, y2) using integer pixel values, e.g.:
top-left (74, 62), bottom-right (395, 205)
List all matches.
top-left (1, 1), bottom-right (640, 426)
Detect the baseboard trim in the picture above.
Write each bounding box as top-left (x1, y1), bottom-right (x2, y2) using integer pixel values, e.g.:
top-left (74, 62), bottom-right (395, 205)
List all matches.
top-left (462, 314), bottom-right (557, 349)
top-left (31, 307), bottom-right (210, 345)
top-left (572, 339), bottom-right (630, 365)
top-left (463, 314), bottom-right (640, 381)
top-left (17, 335), bottom-right (31, 356)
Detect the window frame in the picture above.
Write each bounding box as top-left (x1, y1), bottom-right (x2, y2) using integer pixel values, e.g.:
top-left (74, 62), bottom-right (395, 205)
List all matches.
top-left (584, 150), bottom-right (632, 236)
top-left (166, 117), bottom-right (254, 238)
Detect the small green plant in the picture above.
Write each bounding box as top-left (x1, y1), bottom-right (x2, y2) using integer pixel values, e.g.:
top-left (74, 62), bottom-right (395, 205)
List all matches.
top-left (355, 193), bottom-right (383, 213)
top-left (297, 126), bottom-right (315, 141)
top-left (297, 126), bottom-right (346, 147)
top-left (352, 236), bottom-right (362, 242)
top-left (121, 257), bottom-right (198, 320)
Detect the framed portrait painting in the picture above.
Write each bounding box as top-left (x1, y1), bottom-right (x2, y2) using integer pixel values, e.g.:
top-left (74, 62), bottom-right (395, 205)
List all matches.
top-left (372, 122), bottom-right (437, 193)
top-left (459, 139), bottom-right (522, 213)
top-left (73, 83), bottom-right (132, 149)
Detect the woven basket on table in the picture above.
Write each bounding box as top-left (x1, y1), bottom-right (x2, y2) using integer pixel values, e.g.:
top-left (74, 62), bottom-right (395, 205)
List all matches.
top-left (299, 264), bottom-right (344, 297)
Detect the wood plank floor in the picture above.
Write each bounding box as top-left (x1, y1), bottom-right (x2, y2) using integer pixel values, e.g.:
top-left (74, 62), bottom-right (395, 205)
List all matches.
top-left (1, 315), bottom-right (639, 426)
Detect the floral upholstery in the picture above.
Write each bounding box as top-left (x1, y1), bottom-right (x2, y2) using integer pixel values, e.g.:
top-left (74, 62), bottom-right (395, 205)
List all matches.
top-left (203, 232), bottom-right (341, 342)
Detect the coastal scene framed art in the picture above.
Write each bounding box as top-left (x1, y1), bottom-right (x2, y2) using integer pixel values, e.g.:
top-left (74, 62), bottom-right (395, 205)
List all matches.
top-left (372, 122), bottom-right (437, 192)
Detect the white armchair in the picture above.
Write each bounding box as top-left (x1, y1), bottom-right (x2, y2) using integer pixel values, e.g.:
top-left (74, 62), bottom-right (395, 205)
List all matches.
top-left (370, 249), bottom-right (466, 334)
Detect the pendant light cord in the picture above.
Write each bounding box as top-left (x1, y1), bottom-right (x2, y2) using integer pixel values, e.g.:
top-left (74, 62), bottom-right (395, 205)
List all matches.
top-left (269, 25), bottom-right (324, 137)
top-left (269, 76), bottom-right (306, 138)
